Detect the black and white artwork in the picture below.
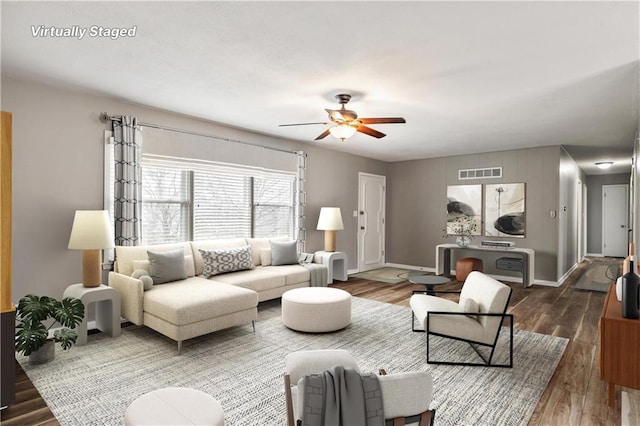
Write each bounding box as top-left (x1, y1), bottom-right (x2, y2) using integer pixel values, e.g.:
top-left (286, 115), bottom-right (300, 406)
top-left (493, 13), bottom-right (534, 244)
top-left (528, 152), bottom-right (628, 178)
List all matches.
top-left (484, 183), bottom-right (525, 238)
top-left (446, 185), bottom-right (482, 235)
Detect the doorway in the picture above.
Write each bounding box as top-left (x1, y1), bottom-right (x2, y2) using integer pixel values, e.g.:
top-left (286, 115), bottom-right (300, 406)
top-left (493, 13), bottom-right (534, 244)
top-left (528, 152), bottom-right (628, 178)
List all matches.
top-left (602, 184), bottom-right (629, 257)
top-left (357, 173), bottom-right (386, 272)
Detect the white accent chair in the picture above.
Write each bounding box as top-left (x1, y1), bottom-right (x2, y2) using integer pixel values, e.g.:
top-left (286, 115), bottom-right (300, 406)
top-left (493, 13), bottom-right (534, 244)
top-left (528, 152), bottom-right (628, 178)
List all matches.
top-left (410, 271), bottom-right (513, 367)
top-left (283, 349), bottom-right (435, 426)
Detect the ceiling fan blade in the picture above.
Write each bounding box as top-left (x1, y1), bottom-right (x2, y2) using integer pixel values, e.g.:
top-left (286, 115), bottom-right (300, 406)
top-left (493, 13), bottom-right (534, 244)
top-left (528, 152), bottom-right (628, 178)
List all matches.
top-left (359, 117), bottom-right (406, 124)
top-left (356, 125), bottom-right (386, 139)
top-left (315, 129), bottom-right (331, 140)
top-left (279, 122), bottom-right (328, 127)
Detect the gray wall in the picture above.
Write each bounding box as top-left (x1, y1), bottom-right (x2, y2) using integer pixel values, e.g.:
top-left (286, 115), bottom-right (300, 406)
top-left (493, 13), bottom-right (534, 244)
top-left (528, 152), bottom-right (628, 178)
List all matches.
top-left (586, 172), bottom-right (631, 254)
top-left (558, 148), bottom-right (585, 278)
top-left (2, 77), bottom-right (386, 302)
top-left (386, 146), bottom-right (562, 282)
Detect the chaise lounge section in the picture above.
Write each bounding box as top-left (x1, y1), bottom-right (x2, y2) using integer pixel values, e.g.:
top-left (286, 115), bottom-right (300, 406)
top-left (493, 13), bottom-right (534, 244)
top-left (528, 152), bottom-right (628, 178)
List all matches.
top-left (109, 238), bottom-right (326, 353)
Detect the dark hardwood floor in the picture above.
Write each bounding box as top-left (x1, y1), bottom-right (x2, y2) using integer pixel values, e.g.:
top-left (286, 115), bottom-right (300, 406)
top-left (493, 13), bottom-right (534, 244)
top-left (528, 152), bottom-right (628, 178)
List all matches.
top-left (0, 261), bottom-right (622, 425)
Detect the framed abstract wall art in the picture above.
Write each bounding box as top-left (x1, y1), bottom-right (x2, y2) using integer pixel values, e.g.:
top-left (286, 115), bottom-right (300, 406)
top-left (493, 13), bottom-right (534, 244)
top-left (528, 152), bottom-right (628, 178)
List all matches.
top-left (484, 183), bottom-right (525, 238)
top-left (446, 184), bottom-right (482, 236)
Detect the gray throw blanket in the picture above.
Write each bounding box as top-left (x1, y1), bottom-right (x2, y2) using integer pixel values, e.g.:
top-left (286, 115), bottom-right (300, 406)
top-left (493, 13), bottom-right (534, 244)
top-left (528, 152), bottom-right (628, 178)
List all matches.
top-left (302, 263), bottom-right (328, 287)
top-left (301, 366), bottom-right (384, 426)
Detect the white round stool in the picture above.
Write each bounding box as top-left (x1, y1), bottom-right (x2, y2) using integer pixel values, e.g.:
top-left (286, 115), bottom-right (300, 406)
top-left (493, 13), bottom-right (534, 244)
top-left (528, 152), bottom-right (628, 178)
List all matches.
top-left (282, 287), bottom-right (351, 332)
top-left (124, 387), bottom-right (224, 426)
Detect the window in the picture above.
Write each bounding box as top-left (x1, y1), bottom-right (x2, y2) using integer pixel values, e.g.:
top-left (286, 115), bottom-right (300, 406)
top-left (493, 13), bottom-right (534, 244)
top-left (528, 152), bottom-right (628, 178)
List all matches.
top-left (141, 167), bottom-right (190, 245)
top-left (140, 165), bottom-right (295, 244)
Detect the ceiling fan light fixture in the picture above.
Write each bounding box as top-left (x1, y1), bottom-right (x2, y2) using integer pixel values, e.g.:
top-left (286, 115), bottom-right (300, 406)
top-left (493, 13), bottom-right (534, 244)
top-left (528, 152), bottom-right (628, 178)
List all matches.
top-left (595, 161), bottom-right (614, 169)
top-left (329, 124), bottom-right (357, 141)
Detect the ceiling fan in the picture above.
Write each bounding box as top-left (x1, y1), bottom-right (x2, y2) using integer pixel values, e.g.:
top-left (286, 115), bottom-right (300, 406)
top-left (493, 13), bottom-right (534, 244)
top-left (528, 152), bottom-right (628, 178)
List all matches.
top-left (279, 94), bottom-right (406, 141)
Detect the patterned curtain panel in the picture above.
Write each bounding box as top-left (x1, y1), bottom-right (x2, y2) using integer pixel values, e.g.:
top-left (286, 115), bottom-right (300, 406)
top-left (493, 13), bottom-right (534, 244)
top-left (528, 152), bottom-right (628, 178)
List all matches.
top-left (113, 116), bottom-right (142, 246)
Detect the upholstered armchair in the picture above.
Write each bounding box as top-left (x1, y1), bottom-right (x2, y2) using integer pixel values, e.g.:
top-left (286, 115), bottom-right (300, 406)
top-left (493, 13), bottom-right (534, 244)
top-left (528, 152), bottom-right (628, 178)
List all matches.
top-left (410, 271), bottom-right (513, 367)
top-left (284, 349), bottom-right (435, 426)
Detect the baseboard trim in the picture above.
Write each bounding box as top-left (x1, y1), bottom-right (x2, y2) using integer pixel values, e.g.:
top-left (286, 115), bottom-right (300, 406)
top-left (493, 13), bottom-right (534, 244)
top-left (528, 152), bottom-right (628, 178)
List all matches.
top-left (557, 261), bottom-right (581, 287)
top-left (586, 252), bottom-right (604, 257)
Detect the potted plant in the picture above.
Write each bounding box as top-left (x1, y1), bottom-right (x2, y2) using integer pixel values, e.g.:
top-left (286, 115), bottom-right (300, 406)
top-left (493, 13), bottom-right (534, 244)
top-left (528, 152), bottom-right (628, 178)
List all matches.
top-left (15, 294), bottom-right (85, 364)
top-left (444, 215), bottom-right (478, 247)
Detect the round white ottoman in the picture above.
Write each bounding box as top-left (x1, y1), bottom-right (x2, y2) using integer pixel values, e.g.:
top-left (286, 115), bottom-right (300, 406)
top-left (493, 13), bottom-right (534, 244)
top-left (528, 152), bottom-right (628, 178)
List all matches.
top-left (124, 387), bottom-right (224, 426)
top-left (282, 287), bottom-right (351, 332)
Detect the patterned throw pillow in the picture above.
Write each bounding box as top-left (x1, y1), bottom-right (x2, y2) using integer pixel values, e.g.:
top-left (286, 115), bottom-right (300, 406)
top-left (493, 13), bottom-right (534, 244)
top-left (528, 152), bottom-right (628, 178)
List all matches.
top-left (199, 246), bottom-right (253, 278)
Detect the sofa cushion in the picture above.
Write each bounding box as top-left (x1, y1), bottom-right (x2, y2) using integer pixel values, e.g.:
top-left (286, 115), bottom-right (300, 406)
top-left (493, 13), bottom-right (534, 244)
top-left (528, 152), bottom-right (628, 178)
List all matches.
top-left (143, 278), bottom-right (258, 325)
top-left (209, 267), bottom-right (286, 292)
top-left (115, 242), bottom-right (193, 276)
top-left (270, 240), bottom-right (298, 266)
top-left (263, 264), bottom-right (310, 286)
top-left (148, 248), bottom-right (188, 284)
top-left (191, 239), bottom-right (248, 275)
top-left (199, 246), bottom-right (253, 277)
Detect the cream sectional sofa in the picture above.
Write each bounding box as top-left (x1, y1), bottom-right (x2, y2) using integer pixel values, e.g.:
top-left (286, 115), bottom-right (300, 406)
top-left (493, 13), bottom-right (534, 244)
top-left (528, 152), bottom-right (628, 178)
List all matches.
top-left (108, 238), bottom-right (326, 353)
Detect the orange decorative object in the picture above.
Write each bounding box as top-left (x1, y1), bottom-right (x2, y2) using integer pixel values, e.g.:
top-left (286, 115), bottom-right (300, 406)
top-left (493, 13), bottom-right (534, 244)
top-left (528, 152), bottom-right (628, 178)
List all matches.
top-left (455, 257), bottom-right (483, 281)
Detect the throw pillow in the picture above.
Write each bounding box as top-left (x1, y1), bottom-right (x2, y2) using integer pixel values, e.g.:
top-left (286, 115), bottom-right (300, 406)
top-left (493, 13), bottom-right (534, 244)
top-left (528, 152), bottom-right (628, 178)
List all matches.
top-left (260, 249), bottom-right (272, 266)
top-left (147, 248), bottom-right (188, 284)
top-left (199, 246), bottom-right (253, 278)
top-left (132, 259), bottom-right (150, 274)
top-left (270, 240), bottom-right (298, 266)
top-left (131, 269), bottom-right (154, 291)
top-left (459, 297), bottom-right (480, 320)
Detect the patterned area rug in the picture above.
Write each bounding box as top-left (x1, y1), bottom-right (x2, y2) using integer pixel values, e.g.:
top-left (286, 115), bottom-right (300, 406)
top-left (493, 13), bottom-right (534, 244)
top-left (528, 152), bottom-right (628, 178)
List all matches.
top-left (18, 298), bottom-right (568, 426)
top-left (575, 257), bottom-right (622, 292)
top-left (350, 267), bottom-right (423, 283)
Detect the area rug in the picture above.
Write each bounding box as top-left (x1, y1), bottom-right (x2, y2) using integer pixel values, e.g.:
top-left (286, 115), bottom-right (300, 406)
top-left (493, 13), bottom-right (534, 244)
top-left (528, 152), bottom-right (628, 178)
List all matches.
top-left (350, 267), bottom-right (421, 284)
top-left (575, 257), bottom-right (621, 292)
top-left (18, 298), bottom-right (568, 426)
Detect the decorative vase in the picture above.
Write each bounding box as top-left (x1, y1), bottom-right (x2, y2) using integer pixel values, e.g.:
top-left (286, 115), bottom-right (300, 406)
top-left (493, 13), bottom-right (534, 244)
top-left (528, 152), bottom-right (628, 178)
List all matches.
top-left (456, 236), bottom-right (472, 247)
top-left (28, 340), bottom-right (55, 364)
top-left (621, 256), bottom-right (640, 319)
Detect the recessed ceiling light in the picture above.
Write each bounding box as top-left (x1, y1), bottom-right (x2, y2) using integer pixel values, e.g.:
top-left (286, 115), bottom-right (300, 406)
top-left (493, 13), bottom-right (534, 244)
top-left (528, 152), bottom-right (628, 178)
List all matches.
top-left (595, 161), bottom-right (614, 169)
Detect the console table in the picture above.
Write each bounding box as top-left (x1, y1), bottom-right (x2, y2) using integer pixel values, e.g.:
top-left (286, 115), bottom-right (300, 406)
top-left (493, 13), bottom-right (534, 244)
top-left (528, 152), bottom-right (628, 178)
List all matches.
top-left (436, 244), bottom-right (535, 287)
top-left (599, 284), bottom-right (640, 408)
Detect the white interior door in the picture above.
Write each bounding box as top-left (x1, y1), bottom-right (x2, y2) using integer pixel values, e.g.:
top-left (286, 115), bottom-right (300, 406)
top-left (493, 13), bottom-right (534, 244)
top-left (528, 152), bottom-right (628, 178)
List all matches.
top-left (358, 173), bottom-right (386, 272)
top-left (602, 184), bottom-right (629, 257)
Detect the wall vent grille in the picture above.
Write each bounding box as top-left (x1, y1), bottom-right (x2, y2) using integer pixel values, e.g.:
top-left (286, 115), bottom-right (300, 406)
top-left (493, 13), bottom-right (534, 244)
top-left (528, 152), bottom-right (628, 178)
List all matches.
top-left (458, 167), bottom-right (502, 180)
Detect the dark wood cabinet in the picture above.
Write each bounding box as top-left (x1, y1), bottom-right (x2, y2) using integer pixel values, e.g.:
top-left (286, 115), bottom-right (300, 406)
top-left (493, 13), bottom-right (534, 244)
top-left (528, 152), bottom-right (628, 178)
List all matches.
top-left (599, 284), bottom-right (640, 408)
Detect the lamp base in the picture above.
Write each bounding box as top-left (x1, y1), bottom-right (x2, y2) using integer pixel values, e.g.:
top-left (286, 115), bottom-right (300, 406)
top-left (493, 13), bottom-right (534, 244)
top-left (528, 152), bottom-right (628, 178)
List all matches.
top-left (324, 230), bottom-right (336, 252)
top-left (82, 249), bottom-right (102, 288)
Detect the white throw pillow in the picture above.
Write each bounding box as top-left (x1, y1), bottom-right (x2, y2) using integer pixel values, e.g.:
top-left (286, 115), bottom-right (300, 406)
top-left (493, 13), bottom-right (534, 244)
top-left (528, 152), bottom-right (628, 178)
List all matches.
top-left (260, 249), bottom-right (272, 266)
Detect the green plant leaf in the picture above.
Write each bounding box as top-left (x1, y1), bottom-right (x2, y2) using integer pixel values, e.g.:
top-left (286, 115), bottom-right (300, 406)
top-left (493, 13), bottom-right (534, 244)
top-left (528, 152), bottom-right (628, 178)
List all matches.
top-left (15, 320), bottom-right (48, 356)
top-left (16, 294), bottom-right (54, 323)
top-left (51, 297), bottom-right (85, 328)
top-left (53, 328), bottom-right (78, 351)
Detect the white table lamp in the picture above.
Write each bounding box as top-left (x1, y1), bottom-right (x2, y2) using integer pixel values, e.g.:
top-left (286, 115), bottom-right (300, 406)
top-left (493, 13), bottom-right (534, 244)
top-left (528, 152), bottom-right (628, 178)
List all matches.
top-left (317, 207), bottom-right (344, 252)
top-left (68, 210), bottom-right (115, 288)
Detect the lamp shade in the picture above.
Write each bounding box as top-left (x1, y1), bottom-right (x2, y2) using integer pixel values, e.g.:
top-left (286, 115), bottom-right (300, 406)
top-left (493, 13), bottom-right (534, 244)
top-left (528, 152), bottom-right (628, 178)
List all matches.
top-left (317, 207), bottom-right (344, 231)
top-left (68, 210), bottom-right (115, 250)
top-left (329, 125), bottom-right (357, 141)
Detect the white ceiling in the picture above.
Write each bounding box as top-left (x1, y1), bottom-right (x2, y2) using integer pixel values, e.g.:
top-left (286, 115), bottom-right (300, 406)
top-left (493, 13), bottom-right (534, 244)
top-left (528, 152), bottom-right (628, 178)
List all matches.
top-left (2, 1), bottom-right (639, 174)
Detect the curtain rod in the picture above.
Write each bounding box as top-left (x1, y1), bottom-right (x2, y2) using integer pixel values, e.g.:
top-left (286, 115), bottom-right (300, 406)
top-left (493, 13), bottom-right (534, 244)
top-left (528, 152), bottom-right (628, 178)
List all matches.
top-left (100, 112), bottom-right (304, 156)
